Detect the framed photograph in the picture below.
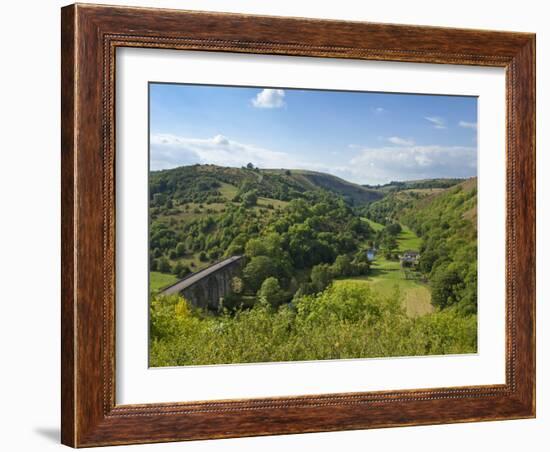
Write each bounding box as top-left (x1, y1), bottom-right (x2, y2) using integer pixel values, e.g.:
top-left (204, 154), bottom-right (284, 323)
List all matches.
top-left (61, 3), bottom-right (535, 447)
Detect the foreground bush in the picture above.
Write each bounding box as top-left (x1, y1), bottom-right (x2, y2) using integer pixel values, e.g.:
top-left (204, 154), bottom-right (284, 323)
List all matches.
top-left (149, 281), bottom-right (477, 367)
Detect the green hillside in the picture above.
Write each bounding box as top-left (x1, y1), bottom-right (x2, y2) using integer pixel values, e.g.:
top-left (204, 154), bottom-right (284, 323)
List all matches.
top-left (336, 216), bottom-right (432, 318)
top-left (149, 164), bottom-right (379, 297)
top-left (363, 178), bottom-right (466, 193)
top-left (267, 169), bottom-right (384, 205)
top-left (399, 178), bottom-right (478, 314)
top-left (149, 165), bottom-right (478, 365)
top-left (150, 164), bottom-right (383, 209)
top-left (355, 177), bottom-right (478, 317)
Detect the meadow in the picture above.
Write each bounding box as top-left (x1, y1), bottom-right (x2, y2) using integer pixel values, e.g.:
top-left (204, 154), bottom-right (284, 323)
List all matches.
top-left (337, 218), bottom-right (432, 317)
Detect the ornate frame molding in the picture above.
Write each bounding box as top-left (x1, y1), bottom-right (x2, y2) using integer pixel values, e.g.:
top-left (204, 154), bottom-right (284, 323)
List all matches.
top-left (62, 4), bottom-right (535, 447)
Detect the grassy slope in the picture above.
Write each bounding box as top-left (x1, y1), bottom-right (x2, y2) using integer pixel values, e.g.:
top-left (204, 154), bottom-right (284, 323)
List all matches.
top-left (217, 182), bottom-right (238, 199)
top-left (150, 271), bottom-right (178, 294)
top-left (361, 217), bottom-right (385, 232)
top-left (398, 225), bottom-right (422, 250)
top-left (289, 169), bottom-right (383, 204)
top-left (152, 164), bottom-right (384, 206)
top-left (356, 178), bottom-right (477, 317)
top-left (150, 167), bottom-right (465, 313)
top-left (336, 217), bottom-right (432, 317)
top-left (153, 179), bottom-right (291, 281)
top-left (150, 164), bottom-right (382, 284)
top-left (363, 178), bottom-right (465, 193)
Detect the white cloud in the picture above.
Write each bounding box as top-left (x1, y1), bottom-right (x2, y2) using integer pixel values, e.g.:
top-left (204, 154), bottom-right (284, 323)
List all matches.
top-left (424, 116), bottom-right (447, 129)
top-left (151, 133), bottom-right (356, 178)
top-left (388, 136), bottom-right (415, 146)
top-left (251, 89), bottom-right (286, 109)
top-left (150, 133), bottom-right (477, 186)
top-left (345, 144), bottom-right (477, 184)
top-left (150, 133), bottom-right (294, 170)
top-left (372, 107), bottom-right (386, 114)
top-left (459, 120), bottom-right (477, 130)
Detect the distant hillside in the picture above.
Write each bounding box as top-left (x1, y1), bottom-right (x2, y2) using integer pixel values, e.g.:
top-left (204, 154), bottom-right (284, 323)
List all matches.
top-left (408, 177), bottom-right (477, 229)
top-left (150, 164), bottom-right (383, 207)
top-left (264, 168), bottom-right (383, 205)
top-left (399, 177), bottom-right (478, 314)
top-left (360, 177), bottom-right (469, 225)
top-left (363, 178), bottom-right (465, 193)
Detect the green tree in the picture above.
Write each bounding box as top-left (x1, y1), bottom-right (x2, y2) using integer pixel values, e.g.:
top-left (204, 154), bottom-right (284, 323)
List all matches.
top-left (176, 242), bottom-right (186, 257)
top-left (382, 235), bottom-right (398, 259)
top-left (418, 249), bottom-right (438, 274)
top-left (242, 190), bottom-right (258, 208)
top-left (158, 257), bottom-right (171, 273)
top-left (310, 263), bottom-right (333, 293)
top-left (431, 266), bottom-right (463, 309)
top-left (173, 262), bottom-right (191, 279)
top-left (152, 193), bottom-right (166, 206)
top-left (257, 277), bottom-right (285, 307)
top-left (225, 243), bottom-right (244, 257)
top-left (385, 223), bottom-right (402, 235)
top-left (244, 237), bottom-right (268, 258)
top-left (243, 256), bottom-right (277, 292)
top-left (332, 254), bottom-right (353, 277)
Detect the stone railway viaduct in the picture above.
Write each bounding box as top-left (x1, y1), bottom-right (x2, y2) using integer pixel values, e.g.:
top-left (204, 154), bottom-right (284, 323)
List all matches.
top-left (159, 255), bottom-right (244, 310)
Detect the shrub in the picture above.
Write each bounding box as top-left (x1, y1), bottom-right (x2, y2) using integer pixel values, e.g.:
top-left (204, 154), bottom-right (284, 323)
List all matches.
top-left (331, 255), bottom-right (353, 277)
top-left (385, 223), bottom-right (401, 236)
top-left (310, 264), bottom-right (333, 293)
top-left (149, 282), bottom-right (477, 367)
top-left (242, 190), bottom-right (258, 208)
top-left (173, 262), bottom-right (191, 279)
top-left (431, 266), bottom-right (463, 309)
top-left (157, 257), bottom-right (171, 273)
top-left (257, 277), bottom-right (285, 307)
top-left (243, 256), bottom-right (277, 292)
top-left (176, 242), bottom-right (186, 257)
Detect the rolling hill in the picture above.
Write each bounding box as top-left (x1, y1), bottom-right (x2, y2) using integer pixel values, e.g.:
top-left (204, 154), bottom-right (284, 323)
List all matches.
top-left (265, 168), bottom-right (385, 204)
top-left (406, 177), bottom-right (477, 228)
top-left (149, 164), bottom-right (384, 207)
top-left (363, 178), bottom-right (466, 193)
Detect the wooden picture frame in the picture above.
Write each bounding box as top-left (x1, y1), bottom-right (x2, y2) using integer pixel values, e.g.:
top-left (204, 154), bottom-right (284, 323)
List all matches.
top-left (61, 3), bottom-right (535, 447)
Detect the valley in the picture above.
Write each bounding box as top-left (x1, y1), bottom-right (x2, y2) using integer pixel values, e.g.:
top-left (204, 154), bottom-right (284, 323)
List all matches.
top-left (149, 163), bottom-right (478, 366)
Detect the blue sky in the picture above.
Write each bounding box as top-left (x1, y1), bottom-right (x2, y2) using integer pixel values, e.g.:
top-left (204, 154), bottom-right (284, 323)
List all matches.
top-left (149, 83), bottom-right (477, 185)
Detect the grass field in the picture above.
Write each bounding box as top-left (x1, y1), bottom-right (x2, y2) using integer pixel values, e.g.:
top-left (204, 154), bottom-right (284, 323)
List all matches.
top-left (366, 256), bottom-right (431, 316)
top-left (257, 197), bottom-right (289, 209)
top-left (337, 220), bottom-right (432, 317)
top-left (397, 225), bottom-right (422, 251)
top-left (150, 271), bottom-right (178, 294)
top-left (335, 256), bottom-right (432, 317)
top-left (218, 182), bottom-right (238, 200)
top-left (361, 218), bottom-right (421, 252)
top-left (361, 217), bottom-right (385, 232)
